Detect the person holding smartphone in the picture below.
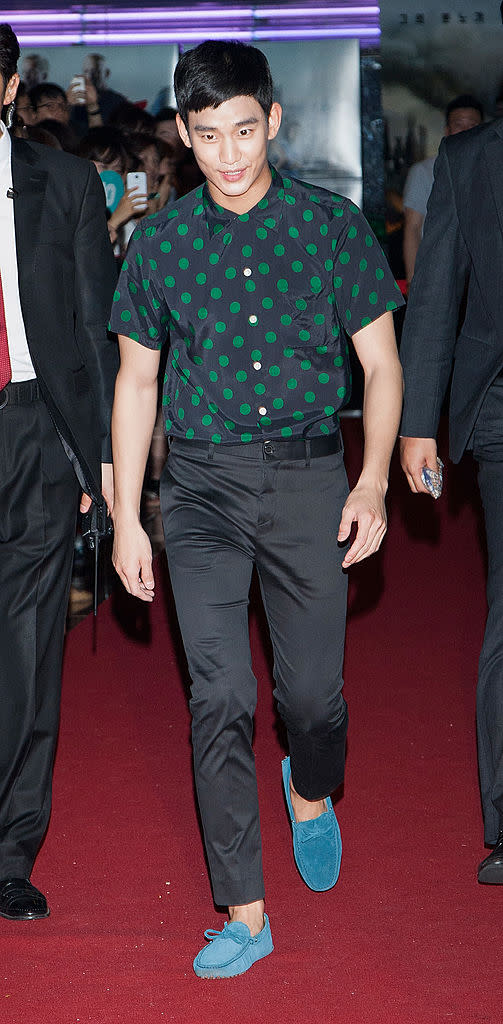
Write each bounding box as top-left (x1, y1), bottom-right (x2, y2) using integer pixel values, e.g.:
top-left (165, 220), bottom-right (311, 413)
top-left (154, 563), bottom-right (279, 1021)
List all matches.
top-left (69, 53), bottom-right (126, 138)
top-left (400, 1), bottom-right (503, 889)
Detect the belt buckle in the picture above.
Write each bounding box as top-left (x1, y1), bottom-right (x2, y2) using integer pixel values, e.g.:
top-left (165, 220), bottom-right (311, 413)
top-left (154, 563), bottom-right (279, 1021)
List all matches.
top-left (0, 386), bottom-right (8, 410)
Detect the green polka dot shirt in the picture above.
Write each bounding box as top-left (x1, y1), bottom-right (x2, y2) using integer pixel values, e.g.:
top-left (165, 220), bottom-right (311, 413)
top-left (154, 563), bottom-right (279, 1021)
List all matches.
top-left (110, 166), bottom-right (404, 443)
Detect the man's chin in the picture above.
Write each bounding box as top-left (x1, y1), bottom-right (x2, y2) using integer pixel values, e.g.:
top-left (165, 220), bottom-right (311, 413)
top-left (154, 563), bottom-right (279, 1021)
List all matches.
top-left (217, 172), bottom-right (250, 194)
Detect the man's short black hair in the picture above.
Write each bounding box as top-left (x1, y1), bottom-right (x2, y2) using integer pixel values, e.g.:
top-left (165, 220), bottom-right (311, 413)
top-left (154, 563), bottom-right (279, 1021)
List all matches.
top-left (174, 40), bottom-right (273, 128)
top-left (445, 93), bottom-right (484, 122)
top-left (0, 23), bottom-right (20, 85)
top-left (29, 82), bottom-right (67, 110)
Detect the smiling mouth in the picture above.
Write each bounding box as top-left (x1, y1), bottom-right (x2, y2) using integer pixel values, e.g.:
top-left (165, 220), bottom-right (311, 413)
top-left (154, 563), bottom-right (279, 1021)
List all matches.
top-left (220, 168), bottom-right (247, 180)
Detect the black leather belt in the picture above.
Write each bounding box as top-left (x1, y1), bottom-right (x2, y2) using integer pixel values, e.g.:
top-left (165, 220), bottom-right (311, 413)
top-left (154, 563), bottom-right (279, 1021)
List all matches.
top-left (170, 431), bottom-right (342, 461)
top-left (0, 379), bottom-right (40, 410)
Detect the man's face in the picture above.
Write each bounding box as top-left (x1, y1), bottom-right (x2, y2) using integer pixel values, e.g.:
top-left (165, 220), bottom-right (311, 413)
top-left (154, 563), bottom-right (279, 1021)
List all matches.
top-left (21, 56), bottom-right (45, 90)
top-left (139, 143), bottom-right (160, 193)
top-left (34, 92), bottom-right (69, 124)
top-left (176, 94), bottom-right (281, 213)
top-left (16, 94), bottom-right (35, 126)
top-left (155, 118), bottom-right (182, 148)
top-left (446, 106), bottom-right (482, 135)
top-left (83, 55), bottom-right (106, 89)
top-left (0, 70), bottom-right (19, 115)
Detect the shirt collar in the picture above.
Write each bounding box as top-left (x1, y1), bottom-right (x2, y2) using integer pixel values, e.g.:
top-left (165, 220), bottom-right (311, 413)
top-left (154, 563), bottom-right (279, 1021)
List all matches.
top-left (203, 164), bottom-right (286, 239)
top-left (0, 120), bottom-right (12, 180)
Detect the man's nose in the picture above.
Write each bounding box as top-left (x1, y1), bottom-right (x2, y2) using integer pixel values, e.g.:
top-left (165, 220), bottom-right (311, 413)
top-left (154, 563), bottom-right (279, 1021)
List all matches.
top-left (220, 136), bottom-right (240, 165)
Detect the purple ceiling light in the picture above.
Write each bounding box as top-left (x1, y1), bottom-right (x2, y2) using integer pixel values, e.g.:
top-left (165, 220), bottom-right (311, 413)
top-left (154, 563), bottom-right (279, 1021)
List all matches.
top-left (3, 4), bottom-right (381, 48)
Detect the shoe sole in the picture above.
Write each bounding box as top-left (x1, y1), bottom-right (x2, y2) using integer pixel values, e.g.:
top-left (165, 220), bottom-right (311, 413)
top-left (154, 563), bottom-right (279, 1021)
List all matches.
top-left (194, 943), bottom-right (273, 979)
top-left (0, 908), bottom-right (50, 920)
top-left (478, 867), bottom-right (503, 884)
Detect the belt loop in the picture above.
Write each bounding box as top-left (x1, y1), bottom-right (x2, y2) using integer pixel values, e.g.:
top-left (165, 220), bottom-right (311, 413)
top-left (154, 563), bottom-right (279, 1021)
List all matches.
top-left (207, 442), bottom-right (215, 462)
top-left (305, 438), bottom-right (311, 467)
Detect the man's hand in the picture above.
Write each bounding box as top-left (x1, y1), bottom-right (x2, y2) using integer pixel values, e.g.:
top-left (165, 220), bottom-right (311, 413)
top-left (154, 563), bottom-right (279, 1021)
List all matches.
top-left (79, 463), bottom-right (114, 515)
top-left (400, 437), bottom-right (438, 495)
top-left (112, 519), bottom-right (155, 602)
top-left (338, 483), bottom-right (387, 568)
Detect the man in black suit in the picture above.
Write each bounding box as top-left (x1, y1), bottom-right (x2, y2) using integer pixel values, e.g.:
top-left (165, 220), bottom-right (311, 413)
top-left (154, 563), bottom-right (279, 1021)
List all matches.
top-left (0, 23), bottom-right (117, 919)
top-left (400, 2), bottom-right (503, 884)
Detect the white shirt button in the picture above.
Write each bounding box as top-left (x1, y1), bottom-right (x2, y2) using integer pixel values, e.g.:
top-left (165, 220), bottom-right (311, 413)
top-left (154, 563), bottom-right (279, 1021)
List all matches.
top-left (253, 361), bottom-right (261, 370)
top-left (249, 314), bottom-right (258, 325)
top-left (258, 406), bottom-right (267, 416)
top-left (243, 267), bottom-right (252, 277)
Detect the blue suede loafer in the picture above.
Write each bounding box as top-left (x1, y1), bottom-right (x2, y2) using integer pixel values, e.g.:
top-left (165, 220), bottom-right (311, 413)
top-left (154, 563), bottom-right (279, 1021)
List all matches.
top-left (282, 756), bottom-right (342, 891)
top-left (193, 914), bottom-right (273, 978)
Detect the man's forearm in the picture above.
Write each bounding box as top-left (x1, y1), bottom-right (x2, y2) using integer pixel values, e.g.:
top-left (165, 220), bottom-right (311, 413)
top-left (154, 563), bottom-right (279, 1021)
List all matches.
top-left (112, 367), bottom-right (158, 522)
top-left (359, 360), bottom-right (403, 492)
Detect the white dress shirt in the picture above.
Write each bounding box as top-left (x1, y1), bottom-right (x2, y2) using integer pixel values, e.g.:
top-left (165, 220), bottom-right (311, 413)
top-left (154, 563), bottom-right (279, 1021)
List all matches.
top-left (0, 121), bottom-right (36, 381)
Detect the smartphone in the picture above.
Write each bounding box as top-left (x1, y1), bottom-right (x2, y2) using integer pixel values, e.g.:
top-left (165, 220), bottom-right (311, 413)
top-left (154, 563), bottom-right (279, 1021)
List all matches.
top-left (421, 458), bottom-right (444, 499)
top-left (126, 171), bottom-right (148, 211)
top-left (71, 74), bottom-right (86, 104)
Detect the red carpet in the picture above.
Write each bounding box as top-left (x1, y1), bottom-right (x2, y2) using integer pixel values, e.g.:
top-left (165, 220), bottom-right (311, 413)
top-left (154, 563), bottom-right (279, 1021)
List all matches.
top-left (1, 420), bottom-right (500, 1024)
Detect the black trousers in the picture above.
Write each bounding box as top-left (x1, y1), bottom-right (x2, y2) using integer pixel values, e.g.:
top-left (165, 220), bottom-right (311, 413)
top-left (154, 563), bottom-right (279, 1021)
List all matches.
top-left (161, 438), bottom-right (349, 906)
top-left (0, 381), bottom-right (79, 876)
top-left (472, 377), bottom-right (503, 844)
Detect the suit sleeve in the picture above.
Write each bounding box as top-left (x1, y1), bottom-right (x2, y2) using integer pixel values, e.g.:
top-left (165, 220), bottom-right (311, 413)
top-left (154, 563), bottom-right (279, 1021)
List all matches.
top-left (73, 162), bottom-right (119, 463)
top-left (400, 140), bottom-right (471, 439)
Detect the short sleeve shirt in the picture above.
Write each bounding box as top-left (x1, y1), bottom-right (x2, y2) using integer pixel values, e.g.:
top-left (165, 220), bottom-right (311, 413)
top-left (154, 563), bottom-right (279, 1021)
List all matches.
top-left (403, 156), bottom-right (435, 221)
top-left (110, 166), bottom-right (403, 444)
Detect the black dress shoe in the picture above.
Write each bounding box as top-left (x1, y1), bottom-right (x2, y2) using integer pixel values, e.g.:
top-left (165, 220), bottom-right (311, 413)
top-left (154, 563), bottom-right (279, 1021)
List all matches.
top-left (478, 830), bottom-right (503, 884)
top-left (0, 878), bottom-right (50, 920)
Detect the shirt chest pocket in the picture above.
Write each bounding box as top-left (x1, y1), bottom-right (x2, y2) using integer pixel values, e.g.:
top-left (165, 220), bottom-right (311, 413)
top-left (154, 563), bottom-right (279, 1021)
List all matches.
top-left (285, 289), bottom-right (335, 350)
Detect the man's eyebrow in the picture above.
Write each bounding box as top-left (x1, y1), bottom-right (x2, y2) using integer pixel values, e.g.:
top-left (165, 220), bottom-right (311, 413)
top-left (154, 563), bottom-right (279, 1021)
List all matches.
top-left (193, 116), bottom-right (260, 131)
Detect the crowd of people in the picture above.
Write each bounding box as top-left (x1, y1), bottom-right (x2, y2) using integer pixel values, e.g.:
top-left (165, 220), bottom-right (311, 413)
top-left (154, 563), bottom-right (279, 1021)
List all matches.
top-left (4, 53), bottom-right (207, 532)
top-left (10, 52), bottom-right (203, 256)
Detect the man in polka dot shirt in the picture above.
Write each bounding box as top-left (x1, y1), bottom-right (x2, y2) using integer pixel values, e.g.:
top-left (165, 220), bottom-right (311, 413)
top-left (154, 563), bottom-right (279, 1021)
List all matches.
top-left (110, 40), bottom-right (404, 978)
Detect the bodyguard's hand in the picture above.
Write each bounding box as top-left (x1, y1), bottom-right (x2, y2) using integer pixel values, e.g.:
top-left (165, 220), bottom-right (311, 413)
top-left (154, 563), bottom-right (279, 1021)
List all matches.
top-left (338, 482), bottom-right (387, 568)
top-left (112, 519), bottom-right (155, 602)
top-left (400, 437), bottom-right (438, 495)
top-left (79, 464), bottom-right (114, 516)
top-left (80, 491), bottom-right (92, 514)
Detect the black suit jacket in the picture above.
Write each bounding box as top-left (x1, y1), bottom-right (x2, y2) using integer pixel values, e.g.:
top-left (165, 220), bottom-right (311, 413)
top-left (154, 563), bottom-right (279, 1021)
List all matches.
top-left (400, 119), bottom-right (503, 462)
top-left (11, 137), bottom-right (118, 499)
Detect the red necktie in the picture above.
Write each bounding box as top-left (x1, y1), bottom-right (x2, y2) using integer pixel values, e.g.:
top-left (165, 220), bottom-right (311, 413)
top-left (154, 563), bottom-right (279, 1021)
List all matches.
top-left (0, 270), bottom-right (11, 389)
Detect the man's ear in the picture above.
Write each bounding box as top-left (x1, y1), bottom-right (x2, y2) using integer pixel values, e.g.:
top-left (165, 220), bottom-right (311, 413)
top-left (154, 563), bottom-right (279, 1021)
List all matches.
top-left (176, 112), bottom-right (192, 149)
top-left (5, 72), bottom-right (20, 106)
top-left (267, 102), bottom-right (282, 142)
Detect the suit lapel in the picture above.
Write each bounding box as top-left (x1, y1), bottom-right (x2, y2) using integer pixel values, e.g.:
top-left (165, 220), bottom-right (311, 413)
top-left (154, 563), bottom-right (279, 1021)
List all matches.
top-left (471, 126), bottom-right (503, 324)
top-left (11, 140), bottom-right (48, 330)
top-left (484, 124), bottom-right (503, 241)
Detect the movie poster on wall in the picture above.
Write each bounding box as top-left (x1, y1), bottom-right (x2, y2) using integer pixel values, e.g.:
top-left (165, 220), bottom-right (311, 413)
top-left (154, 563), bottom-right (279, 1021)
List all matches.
top-left (381, 2), bottom-right (502, 176)
top-left (261, 39), bottom-right (363, 207)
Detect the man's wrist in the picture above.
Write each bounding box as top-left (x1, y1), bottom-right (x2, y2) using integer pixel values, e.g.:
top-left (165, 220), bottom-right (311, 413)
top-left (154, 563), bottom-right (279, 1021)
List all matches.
top-left (87, 106), bottom-right (100, 115)
top-left (356, 470), bottom-right (389, 494)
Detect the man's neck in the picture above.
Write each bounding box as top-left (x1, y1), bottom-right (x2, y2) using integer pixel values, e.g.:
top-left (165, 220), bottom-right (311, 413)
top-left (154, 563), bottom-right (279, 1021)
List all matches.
top-left (207, 165), bottom-right (272, 216)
